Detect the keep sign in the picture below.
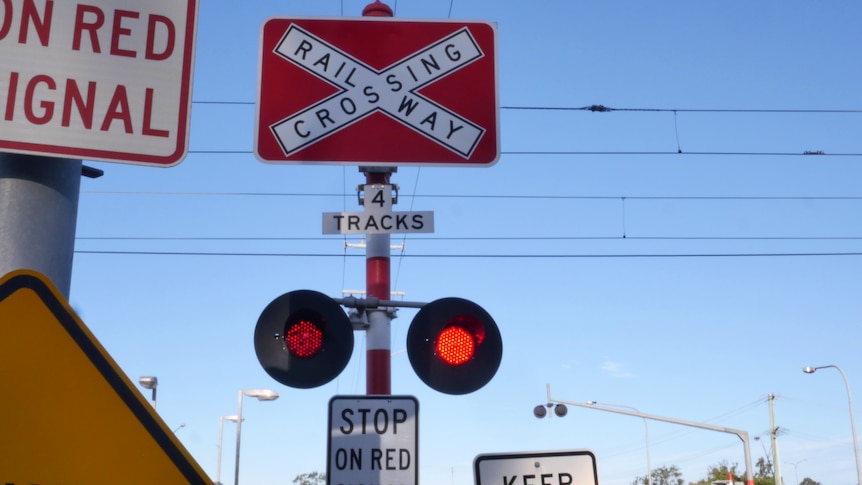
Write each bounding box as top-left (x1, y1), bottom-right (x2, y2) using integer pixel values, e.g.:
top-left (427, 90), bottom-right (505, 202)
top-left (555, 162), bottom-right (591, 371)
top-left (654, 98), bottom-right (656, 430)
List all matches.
top-left (474, 450), bottom-right (599, 485)
top-left (256, 17), bottom-right (499, 166)
top-left (0, 0), bottom-right (198, 166)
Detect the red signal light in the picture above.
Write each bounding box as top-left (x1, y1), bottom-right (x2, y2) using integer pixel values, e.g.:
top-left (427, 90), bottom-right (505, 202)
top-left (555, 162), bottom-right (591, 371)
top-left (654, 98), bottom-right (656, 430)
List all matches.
top-left (285, 319), bottom-right (324, 358)
top-left (436, 325), bottom-right (476, 365)
top-left (255, 290), bottom-right (354, 389)
top-left (407, 298), bottom-right (502, 395)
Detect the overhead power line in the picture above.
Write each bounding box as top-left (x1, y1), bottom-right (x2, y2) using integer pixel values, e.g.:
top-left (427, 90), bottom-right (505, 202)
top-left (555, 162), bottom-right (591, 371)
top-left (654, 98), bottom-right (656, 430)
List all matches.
top-left (80, 191), bottom-right (862, 202)
top-left (74, 250), bottom-right (862, 259)
top-left (76, 236), bottom-right (862, 242)
top-left (192, 100), bottom-right (862, 113)
top-left (185, 149), bottom-right (862, 157)
top-left (187, 99), bottom-right (862, 157)
top-left (504, 105), bottom-right (862, 114)
top-left (502, 151), bottom-right (862, 157)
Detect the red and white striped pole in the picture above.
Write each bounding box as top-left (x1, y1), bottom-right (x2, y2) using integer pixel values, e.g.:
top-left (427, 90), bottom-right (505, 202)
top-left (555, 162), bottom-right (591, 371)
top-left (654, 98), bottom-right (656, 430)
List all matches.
top-left (363, 170), bottom-right (393, 395)
top-left (363, 1), bottom-right (394, 396)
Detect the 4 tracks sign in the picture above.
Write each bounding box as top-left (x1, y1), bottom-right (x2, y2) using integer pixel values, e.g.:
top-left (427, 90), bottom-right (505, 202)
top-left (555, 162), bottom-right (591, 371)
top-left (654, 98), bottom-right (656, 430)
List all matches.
top-left (256, 17), bottom-right (499, 166)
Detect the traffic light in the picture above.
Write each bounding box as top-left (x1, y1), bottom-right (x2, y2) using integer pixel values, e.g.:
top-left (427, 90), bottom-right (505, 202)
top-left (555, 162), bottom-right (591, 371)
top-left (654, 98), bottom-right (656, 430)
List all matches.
top-left (254, 290), bottom-right (354, 389)
top-left (406, 297), bottom-right (502, 395)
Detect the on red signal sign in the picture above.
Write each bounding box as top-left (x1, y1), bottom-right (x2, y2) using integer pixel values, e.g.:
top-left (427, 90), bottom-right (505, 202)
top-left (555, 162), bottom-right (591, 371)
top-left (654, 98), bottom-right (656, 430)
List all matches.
top-left (328, 396), bottom-right (418, 485)
top-left (0, 0), bottom-right (198, 166)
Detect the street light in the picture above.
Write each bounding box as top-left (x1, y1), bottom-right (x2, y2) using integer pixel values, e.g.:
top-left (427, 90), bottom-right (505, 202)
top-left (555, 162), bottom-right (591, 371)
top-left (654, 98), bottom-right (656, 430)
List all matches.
top-left (803, 365), bottom-right (862, 485)
top-left (533, 403), bottom-right (567, 418)
top-left (535, 384), bottom-right (756, 485)
top-left (785, 459), bottom-right (806, 485)
top-left (138, 376), bottom-right (158, 409)
top-left (234, 389), bottom-right (279, 485)
top-left (587, 401), bottom-right (651, 485)
top-left (216, 415), bottom-right (241, 485)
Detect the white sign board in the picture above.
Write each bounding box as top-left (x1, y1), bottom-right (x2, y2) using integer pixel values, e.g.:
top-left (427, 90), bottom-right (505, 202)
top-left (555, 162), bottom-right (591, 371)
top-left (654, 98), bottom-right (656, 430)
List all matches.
top-left (474, 450), bottom-right (599, 485)
top-left (328, 395), bottom-right (418, 485)
top-left (322, 183), bottom-right (434, 234)
top-left (0, 0), bottom-right (198, 166)
top-left (322, 211), bottom-right (434, 235)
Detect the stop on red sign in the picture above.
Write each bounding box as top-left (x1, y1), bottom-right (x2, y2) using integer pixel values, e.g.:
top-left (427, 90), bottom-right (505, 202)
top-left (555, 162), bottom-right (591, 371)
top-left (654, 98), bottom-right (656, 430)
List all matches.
top-left (255, 17), bottom-right (499, 166)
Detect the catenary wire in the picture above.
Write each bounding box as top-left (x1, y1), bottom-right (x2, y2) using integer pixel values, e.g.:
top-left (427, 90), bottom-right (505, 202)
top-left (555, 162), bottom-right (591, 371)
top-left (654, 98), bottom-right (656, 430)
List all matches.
top-left (79, 192), bottom-right (862, 200)
top-left (76, 194), bottom-right (862, 242)
top-left (191, 100), bottom-right (862, 113)
top-left (186, 149), bottom-right (862, 157)
top-left (73, 250), bottom-right (862, 258)
top-left (75, 236), bottom-right (862, 242)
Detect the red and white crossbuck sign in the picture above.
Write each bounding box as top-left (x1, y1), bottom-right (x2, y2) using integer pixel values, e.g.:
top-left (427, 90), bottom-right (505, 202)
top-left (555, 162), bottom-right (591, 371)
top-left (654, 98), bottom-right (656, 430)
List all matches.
top-left (255, 18), bottom-right (499, 166)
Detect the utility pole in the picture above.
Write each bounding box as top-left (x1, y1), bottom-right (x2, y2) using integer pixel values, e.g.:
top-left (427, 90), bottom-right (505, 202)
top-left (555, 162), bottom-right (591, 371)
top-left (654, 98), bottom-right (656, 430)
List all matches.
top-left (769, 394), bottom-right (783, 485)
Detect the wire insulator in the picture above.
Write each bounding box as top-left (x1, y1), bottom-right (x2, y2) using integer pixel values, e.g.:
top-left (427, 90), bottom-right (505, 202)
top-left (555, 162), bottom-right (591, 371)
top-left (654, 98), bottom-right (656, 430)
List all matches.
top-left (589, 104), bottom-right (612, 112)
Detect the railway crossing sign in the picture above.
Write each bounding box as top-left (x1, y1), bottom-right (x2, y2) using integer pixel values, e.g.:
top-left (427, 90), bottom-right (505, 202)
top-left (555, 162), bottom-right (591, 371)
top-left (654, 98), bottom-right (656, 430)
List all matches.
top-left (0, 270), bottom-right (210, 484)
top-left (256, 17), bottom-right (499, 166)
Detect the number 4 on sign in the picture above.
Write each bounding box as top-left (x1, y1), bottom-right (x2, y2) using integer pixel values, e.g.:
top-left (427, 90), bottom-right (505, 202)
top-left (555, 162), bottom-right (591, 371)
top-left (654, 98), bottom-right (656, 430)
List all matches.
top-left (362, 184), bottom-right (395, 213)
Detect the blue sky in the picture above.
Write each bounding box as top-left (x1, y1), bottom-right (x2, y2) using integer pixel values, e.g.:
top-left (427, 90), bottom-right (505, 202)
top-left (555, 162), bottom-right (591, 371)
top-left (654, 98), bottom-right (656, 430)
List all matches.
top-left (61, 1), bottom-right (862, 484)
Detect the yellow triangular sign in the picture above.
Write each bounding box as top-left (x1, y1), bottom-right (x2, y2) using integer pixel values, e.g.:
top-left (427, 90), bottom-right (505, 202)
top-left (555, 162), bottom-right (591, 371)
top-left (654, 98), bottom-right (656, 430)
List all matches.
top-left (0, 270), bottom-right (211, 484)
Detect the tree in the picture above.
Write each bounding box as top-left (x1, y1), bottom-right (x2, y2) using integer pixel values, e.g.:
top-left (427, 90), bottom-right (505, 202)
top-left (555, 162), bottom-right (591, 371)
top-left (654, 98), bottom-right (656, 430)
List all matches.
top-left (293, 471), bottom-right (326, 485)
top-left (753, 457), bottom-right (775, 485)
top-left (755, 457), bottom-right (773, 479)
top-left (632, 465), bottom-right (685, 485)
top-left (799, 478), bottom-right (820, 485)
top-left (690, 460), bottom-right (743, 485)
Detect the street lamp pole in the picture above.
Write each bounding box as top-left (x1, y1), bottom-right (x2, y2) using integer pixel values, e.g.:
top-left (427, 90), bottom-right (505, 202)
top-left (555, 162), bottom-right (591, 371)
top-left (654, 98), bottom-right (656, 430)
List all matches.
top-left (538, 384), bottom-right (755, 485)
top-left (234, 389), bottom-right (279, 485)
top-left (217, 415), bottom-right (240, 485)
top-left (588, 401), bottom-right (651, 485)
top-left (138, 376), bottom-right (158, 410)
top-left (784, 459), bottom-right (805, 485)
top-left (803, 365), bottom-right (862, 485)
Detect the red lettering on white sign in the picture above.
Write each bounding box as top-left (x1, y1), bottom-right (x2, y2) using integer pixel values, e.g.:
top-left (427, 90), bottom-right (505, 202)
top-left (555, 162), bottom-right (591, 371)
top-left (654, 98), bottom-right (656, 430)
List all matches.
top-left (0, 0), bottom-right (197, 166)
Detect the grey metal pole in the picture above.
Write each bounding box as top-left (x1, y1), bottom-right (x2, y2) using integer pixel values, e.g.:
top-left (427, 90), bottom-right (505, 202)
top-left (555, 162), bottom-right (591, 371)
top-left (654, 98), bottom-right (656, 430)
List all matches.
top-left (217, 417), bottom-right (226, 484)
top-left (785, 459), bottom-right (805, 485)
top-left (833, 367), bottom-right (862, 485)
top-left (545, 384), bottom-right (756, 485)
top-left (589, 401), bottom-right (651, 485)
top-left (0, 153), bottom-right (82, 298)
top-left (234, 391), bottom-right (244, 485)
top-left (804, 365), bottom-right (862, 485)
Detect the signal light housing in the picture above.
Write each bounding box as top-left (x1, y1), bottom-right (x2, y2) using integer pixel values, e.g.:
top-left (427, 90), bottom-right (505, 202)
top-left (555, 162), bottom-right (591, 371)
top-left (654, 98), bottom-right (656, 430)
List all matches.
top-left (406, 297), bottom-right (502, 395)
top-left (254, 290), bottom-right (354, 389)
